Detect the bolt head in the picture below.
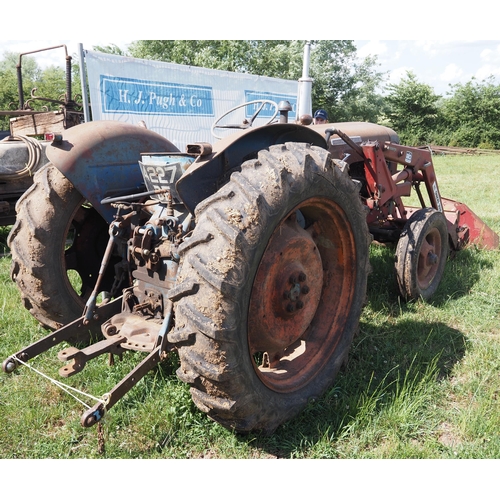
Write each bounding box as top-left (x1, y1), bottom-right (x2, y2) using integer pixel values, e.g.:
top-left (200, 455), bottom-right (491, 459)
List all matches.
top-left (105, 324), bottom-right (117, 336)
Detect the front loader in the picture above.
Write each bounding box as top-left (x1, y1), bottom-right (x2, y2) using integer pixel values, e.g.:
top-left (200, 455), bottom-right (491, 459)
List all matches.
top-left (3, 48), bottom-right (498, 433)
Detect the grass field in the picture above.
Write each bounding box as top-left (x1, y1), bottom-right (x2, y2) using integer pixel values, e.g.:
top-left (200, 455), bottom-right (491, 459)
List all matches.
top-left (1, 153), bottom-right (499, 462)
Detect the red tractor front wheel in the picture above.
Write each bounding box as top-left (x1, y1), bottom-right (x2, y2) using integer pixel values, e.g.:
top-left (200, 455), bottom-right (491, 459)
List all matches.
top-left (395, 207), bottom-right (449, 301)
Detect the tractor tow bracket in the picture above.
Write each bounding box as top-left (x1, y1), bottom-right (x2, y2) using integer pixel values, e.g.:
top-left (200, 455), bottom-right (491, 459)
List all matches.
top-left (77, 303), bottom-right (173, 427)
top-left (2, 293), bottom-right (169, 428)
top-left (1, 297), bottom-right (122, 374)
top-left (58, 336), bottom-right (126, 377)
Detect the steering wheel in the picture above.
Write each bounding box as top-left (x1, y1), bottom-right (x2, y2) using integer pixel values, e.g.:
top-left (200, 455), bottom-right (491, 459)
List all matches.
top-left (211, 100), bottom-right (279, 139)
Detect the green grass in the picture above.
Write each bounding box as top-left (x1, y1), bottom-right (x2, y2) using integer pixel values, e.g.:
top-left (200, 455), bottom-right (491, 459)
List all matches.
top-left (1, 154), bottom-right (500, 459)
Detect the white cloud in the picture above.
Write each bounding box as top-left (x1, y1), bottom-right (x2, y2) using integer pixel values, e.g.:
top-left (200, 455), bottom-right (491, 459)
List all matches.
top-left (414, 40), bottom-right (440, 56)
top-left (387, 66), bottom-right (413, 85)
top-left (475, 64), bottom-right (500, 81)
top-left (357, 40), bottom-right (388, 59)
top-left (480, 45), bottom-right (500, 62)
top-left (477, 45), bottom-right (500, 80)
top-left (480, 48), bottom-right (493, 61)
top-left (413, 40), bottom-right (456, 57)
top-left (439, 63), bottom-right (463, 82)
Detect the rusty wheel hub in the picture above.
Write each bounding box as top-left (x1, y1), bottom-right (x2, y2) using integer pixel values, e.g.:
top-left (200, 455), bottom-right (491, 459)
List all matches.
top-left (247, 198), bottom-right (357, 393)
top-left (417, 228), bottom-right (442, 288)
top-left (248, 216), bottom-right (322, 355)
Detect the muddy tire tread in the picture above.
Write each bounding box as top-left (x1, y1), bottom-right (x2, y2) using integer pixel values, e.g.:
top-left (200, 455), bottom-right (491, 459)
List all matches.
top-left (8, 164), bottom-right (87, 329)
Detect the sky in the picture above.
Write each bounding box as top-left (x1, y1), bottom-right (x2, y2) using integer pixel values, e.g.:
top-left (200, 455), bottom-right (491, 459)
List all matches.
top-left (2, 39), bottom-right (500, 98)
top-left (1, 0), bottom-right (499, 98)
top-left (356, 40), bottom-right (500, 96)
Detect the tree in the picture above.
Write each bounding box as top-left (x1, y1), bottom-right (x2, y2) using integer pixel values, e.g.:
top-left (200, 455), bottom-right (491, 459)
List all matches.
top-left (28, 66), bottom-right (68, 107)
top-left (92, 43), bottom-right (126, 56)
top-left (384, 71), bottom-right (441, 145)
top-left (342, 57), bottom-right (386, 124)
top-left (309, 43), bottom-right (386, 123)
top-left (0, 51), bottom-right (40, 81)
top-left (125, 40), bottom-right (385, 123)
top-left (127, 40), bottom-right (303, 78)
top-left (0, 67), bottom-right (19, 129)
top-left (439, 77), bottom-right (500, 148)
top-left (0, 52), bottom-right (40, 130)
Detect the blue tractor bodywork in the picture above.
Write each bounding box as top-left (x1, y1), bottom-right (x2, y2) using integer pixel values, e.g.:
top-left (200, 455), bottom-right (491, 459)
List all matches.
top-left (46, 120), bottom-right (180, 222)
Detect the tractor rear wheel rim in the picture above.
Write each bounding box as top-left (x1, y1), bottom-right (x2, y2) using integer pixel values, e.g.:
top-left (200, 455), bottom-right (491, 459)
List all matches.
top-left (248, 197), bottom-right (356, 393)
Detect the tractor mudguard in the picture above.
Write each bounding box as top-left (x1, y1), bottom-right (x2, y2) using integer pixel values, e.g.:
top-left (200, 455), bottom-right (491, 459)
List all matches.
top-left (46, 120), bottom-right (180, 222)
top-left (176, 121), bottom-right (398, 214)
top-left (177, 123), bottom-right (327, 213)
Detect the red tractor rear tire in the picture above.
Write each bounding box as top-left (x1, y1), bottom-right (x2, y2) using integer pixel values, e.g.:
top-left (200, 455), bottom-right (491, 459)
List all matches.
top-left (168, 142), bottom-right (371, 433)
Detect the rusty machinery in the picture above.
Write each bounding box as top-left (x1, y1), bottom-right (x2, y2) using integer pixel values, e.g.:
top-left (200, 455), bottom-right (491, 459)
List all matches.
top-left (2, 99), bottom-right (497, 432)
top-left (2, 42), bottom-right (498, 433)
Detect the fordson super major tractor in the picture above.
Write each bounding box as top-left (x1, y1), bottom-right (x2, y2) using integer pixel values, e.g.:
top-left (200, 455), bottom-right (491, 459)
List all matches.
top-left (2, 44), bottom-right (498, 433)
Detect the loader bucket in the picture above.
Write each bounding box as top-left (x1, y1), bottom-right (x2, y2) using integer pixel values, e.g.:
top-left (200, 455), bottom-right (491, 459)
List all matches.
top-left (442, 198), bottom-right (499, 250)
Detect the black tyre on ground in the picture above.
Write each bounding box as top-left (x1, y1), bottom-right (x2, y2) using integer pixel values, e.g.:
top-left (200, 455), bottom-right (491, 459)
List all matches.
top-left (167, 142), bottom-right (371, 433)
top-left (395, 207), bottom-right (449, 301)
top-left (8, 163), bottom-right (113, 330)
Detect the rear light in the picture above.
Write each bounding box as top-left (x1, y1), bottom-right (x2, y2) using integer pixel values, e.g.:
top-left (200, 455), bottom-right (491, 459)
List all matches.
top-left (44, 132), bottom-right (63, 143)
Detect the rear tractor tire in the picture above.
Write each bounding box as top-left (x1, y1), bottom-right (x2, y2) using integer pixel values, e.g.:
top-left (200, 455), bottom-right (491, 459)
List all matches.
top-left (8, 163), bottom-right (113, 330)
top-left (395, 207), bottom-right (449, 301)
top-left (168, 142), bottom-right (371, 433)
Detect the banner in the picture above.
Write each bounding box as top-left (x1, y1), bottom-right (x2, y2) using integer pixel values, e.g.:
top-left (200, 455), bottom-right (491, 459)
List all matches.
top-left (85, 50), bottom-right (298, 150)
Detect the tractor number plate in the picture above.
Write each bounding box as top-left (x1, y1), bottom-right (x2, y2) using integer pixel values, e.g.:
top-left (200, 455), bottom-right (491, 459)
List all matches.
top-left (139, 160), bottom-right (184, 202)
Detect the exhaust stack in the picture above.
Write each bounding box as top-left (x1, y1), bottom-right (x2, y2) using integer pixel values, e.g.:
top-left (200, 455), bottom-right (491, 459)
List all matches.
top-left (296, 42), bottom-right (313, 122)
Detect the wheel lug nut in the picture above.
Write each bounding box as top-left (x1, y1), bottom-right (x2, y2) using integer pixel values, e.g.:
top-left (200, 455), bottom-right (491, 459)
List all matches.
top-left (301, 285), bottom-right (309, 295)
top-left (296, 301), bottom-right (304, 309)
top-left (283, 291), bottom-right (291, 300)
top-left (289, 275), bottom-right (298, 284)
top-left (298, 272), bottom-right (306, 282)
top-left (286, 303), bottom-right (295, 313)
